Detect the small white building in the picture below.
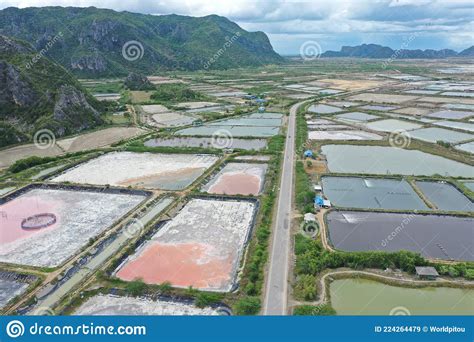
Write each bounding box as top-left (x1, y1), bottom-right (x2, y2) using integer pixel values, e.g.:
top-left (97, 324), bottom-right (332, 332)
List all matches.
top-left (322, 199), bottom-right (331, 208)
top-left (304, 213), bottom-right (317, 222)
top-left (313, 184), bottom-right (322, 192)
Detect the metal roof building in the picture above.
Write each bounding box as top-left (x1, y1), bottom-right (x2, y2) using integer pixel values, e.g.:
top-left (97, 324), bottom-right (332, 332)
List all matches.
top-left (415, 266), bottom-right (439, 280)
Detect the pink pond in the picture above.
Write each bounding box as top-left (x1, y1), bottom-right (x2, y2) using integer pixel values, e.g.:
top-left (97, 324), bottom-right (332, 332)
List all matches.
top-left (207, 173), bottom-right (262, 195)
top-left (0, 196), bottom-right (61, 245)
top-left (116, 242), bottom-right (232, 289)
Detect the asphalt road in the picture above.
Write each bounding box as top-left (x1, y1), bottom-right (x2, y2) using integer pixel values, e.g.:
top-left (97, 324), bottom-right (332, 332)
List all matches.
top-left (263, 100), bottom-right (305, 315)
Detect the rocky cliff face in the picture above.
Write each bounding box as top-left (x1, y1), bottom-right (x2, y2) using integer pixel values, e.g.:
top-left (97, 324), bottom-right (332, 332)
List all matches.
top-left (0, 61), bottom-right (39, 111)
top-left (0, 6), bottom-right (283, 77)
top-left (0, 34), bottom-right (104, 147)
top-left (70, 54), bottom-right (108, 72)
top-left (52, 85), bottom-right (101, 136)
top-left (321, 43), bottom-right (471, 59)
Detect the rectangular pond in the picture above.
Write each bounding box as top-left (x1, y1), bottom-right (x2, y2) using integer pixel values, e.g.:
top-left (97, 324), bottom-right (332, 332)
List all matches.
top-left (441, 92), bottom-right (474, 98)
top-left (359, 105), bottom-right (399, 111)
top-left (321, 145), bottom-right (474, 177)
top-left (144, 137), bottom-right (267, 151)
top-left (463, 181), bottom-right (474, 191)
top-left (403, 89), bottom-right (439, 95)
top-left (52, 152), bottom-right (219, 190)
top-left (455, 142), bottom-right (474, 154)
top-left (409, 127), bottom-right (473, 144)
top-left (0, 186), bottom-right (147, 267)
top-left (416, 181), bottom-right (473, 212)
top-left (177, 125), bottom-right (279, 137)
top-left (75, 294), bottom-right (219, 315)
top-left (442, 103), bottom-right (474, 111)
top-left (322, 177), bottom-right (428, 210)
top-left (335, 112), bottom-right (380, 123)
top-left (330, 278), bottom-right (473, 315)
top-left (176, 113), bottom-right (283, 138)
top-left (364, 119), bottom-right (422, 132)
top-left (115, 198), bottom-right (257, 292)
top-left (150, 112), bottom-right (196, 127)
top-left (433, 121), bottom-right (474, 133)
top-left (207, 118), bottom-right (281, 127)
top-left (427, 110), bottom-right (473, 120)
top-left (308, 130), bottom-right (382, 141)
top-left (326, 211), bottom-right (473, 261)
top-left (0, 272), bottom-right (31, 308)
top-left (202, 163), bottom-right (267, 196)
top-left (186, 105), bottom-right (234, 114)
top-left (308, 104), bottom-right (342, 114)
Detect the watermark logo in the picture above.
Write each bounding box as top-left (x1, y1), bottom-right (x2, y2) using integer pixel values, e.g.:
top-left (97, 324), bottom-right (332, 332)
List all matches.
top-left (33, 129), bottom-right (56, 150)
top-left (122, 40), bottom-right (144, 61)
top-left (6, 320), bottom-right (25, 338)
top-left (203, 32), bottom-right (241, 70)
top-left (32, 306), bottom-right (55, 316)
top-left (389, 306), bottom-right (411, 316)
top-left (211, 129), bottom-right (234, 149)
top-left (381, 213), bottom-right (415, 247)
top-left (25, 32), bottom-right (63, 69)
top-left (123, 218), bottom-right (145, 239)
top-left (388, 129), bottom-right (411, 149)
top-left (299, 41), bottom-right (322, 61)
top-left (381, 32), bottom-right (420, 69)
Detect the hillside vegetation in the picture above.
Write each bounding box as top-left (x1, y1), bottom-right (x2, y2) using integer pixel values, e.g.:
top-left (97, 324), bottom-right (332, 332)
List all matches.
top-left (0, 35), bottom-right (105, 147)
top-left (0, 6), bottom-right (283, 77)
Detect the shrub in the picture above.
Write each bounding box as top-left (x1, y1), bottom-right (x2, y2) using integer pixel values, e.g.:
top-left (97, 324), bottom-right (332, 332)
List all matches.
top-left (293, 274), bottom-right (317, 301)
top-left (125, 279), bottom-right (147, 296)
top-left (157, 282), bottom-right (172, 294)
top-left (9, 156), bottom-right (55, 173)
top-left (150, 83), bottom-right (208, 104)
top-left (294, 234), bottom-right (428, 276)
top-left (293, 304), bottom-right (336, 316)
top-left (195, 292), bottom-right (223, 308)
top-left (233, 296), bottom-right (261, 315)
top-left (464, 269), bottom-right (474, 280)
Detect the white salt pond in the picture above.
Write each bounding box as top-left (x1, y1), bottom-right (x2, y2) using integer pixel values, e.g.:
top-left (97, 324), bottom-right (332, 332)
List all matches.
top-left (364, 119), bottom-right (422, 132)
top-left (308, 130), bottom-right (382, 141)
top-left (52, 152), bottom-right (219, 190)
top-left (75, 295), bottom-right (219, 315)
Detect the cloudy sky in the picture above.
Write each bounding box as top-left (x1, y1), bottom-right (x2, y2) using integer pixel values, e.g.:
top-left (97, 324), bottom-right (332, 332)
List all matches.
top-left (1, 0), bottom-right (473, 54)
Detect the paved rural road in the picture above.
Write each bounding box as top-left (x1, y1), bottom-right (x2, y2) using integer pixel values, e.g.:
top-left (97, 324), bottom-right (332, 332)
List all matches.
top-left (263, 100), bottom-right (306, 315)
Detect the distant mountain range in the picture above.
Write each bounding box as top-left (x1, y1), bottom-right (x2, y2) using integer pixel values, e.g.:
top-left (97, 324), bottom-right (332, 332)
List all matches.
top-left (0, 35), bottom-right (104, 147)
top-left (0, 6), bottom-right (282, 77)
top-left (321, 43), bottom-right (474, 58)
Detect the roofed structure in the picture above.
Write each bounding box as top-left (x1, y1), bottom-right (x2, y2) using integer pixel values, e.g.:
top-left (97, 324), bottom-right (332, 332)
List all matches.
top-left (415, 266), bottom-right (439, 280)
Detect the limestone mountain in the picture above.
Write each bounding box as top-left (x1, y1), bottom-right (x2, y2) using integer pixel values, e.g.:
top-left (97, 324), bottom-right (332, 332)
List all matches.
top-left (0, 6), bottom-right (283, 77)
top-left (321, 43), bottom-right (469, 59)
top-left (0, 34), bottom-right (104, 147)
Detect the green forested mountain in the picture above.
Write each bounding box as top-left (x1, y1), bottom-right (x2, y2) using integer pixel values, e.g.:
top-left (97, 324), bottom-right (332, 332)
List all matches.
top-left (0, 6), bottom-right (283, 77)
top-left (321, 43), bottom-right (472, 58)
top-left (0, 34), bottom-right (104, 147)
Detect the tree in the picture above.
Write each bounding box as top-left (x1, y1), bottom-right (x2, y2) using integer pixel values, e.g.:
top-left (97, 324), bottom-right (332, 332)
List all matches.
top-left (293, 304), bottom-right (336, 316)
top-left (195, 292), bottom-right (223, 308)
top-left (125, 279), bottom-right (147, 296)
top-left (293, 275), bottom-right (317, 301)
top-left (233, 296), bottom-right (261, 315)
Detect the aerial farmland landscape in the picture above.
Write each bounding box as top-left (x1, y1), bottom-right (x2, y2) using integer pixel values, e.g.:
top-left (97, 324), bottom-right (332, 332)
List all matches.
top-left (0, 2), bottom-right (472, 338)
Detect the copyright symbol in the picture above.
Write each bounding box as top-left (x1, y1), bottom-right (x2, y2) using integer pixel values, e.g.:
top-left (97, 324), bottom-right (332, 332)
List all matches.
top-left (423, 326), bottom-right (428, 332)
